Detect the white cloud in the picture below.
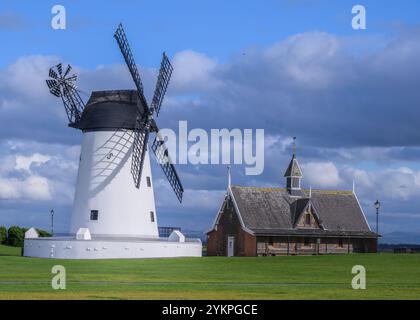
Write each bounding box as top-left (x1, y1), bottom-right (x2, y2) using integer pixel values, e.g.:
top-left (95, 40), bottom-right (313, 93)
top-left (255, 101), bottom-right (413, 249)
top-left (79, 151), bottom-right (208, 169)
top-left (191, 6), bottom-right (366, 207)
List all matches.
top-left (378, 167), bottom-right (420, 200)
top-left (0, 175), bottom-right (51, 201)
top-left (264, 32), bottom-right (341, 88)
top-left (301, 161), bottom-right (342, 188)
top-left (344, 167), bottom-right (374, 189)
top-left (0, 140), bottom-right (79, 203)
top-left (171, 50), bottom-right (219, 91)
top-left (0, 55), bottom-right (59, 101)
top-left (341, 165), bottom-right (420, 201)
top-left (15, 153), bottom-right (50, 171)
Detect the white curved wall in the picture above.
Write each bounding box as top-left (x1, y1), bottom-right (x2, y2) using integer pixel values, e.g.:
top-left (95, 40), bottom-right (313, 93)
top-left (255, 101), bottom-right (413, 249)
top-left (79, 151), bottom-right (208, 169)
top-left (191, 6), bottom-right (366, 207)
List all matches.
top-left (24, 238), bottom-right (202, 259)
top-left (70, 130), bottom-right (158, 238)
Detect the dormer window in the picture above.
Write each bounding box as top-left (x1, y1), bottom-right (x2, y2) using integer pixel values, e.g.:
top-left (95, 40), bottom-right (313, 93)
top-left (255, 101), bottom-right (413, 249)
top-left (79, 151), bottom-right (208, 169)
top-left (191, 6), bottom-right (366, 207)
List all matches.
top-left (305, 213), bottom-right (311, 225)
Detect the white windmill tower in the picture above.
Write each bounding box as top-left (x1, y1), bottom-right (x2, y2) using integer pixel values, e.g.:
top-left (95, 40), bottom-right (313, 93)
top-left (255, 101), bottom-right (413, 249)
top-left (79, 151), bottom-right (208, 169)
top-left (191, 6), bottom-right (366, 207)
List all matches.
top-left (23, 24), bottom-right (201, 259)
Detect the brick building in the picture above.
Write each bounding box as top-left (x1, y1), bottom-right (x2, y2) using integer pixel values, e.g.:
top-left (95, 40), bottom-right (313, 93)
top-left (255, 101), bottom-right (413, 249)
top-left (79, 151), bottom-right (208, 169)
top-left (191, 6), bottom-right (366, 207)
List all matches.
top-left (207, 152), bottom-right (378, 256)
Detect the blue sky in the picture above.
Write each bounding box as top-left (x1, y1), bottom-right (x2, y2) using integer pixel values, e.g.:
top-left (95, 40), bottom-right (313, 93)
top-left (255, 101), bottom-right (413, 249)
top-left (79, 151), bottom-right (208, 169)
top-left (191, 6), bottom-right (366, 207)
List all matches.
top-left (1, 0), bottom-right (419, 68)
top-left (1, 1), bottom-right (420, 241)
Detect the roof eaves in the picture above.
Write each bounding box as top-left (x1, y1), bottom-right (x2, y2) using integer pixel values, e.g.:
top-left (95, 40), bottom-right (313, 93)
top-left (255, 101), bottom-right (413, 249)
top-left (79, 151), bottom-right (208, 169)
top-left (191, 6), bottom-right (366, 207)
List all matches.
top-left (229, 186), bottom-right (255, 236)
top-left (206, 193), bottom-right (228, 234)
top-left (353, 189), bottom-right (372, 232)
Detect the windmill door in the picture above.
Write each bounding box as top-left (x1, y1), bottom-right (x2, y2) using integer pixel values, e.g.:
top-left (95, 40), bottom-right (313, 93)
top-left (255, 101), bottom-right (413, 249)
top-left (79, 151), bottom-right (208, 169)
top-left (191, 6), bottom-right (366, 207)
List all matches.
top-left (227, 236), bottom-right (235, 257)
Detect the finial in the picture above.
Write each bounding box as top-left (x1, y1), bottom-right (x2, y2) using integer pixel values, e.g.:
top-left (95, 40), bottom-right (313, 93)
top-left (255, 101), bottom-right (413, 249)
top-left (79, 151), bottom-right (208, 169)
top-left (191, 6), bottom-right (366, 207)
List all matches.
top-left (292, 137), bottom-right (297, 157)
top-left (227, 165), bottom-right (231, 189)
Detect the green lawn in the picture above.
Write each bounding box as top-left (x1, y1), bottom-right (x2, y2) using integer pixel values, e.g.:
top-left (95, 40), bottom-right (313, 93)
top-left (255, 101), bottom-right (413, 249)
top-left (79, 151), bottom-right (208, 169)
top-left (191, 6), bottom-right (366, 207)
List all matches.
top-left (0, 244), bottom-right (419, 300)
top-left (0, 245), bottom-right (21, 257)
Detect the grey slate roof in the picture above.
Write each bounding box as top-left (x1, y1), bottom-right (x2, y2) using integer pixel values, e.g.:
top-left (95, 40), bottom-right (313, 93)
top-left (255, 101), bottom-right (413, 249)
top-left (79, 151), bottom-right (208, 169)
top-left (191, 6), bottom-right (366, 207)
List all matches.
top-left (229, 186), bottom-right (375, 238)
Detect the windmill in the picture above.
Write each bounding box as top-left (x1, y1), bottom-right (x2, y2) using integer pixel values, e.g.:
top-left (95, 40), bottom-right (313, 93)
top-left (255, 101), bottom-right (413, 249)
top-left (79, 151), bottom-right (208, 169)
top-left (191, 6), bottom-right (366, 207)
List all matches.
top-left (44, 23), bottom-right (184, 239)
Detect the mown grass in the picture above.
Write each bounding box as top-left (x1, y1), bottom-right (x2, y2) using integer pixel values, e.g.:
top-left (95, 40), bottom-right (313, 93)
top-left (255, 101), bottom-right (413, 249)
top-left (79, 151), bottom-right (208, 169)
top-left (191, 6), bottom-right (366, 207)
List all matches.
top-left (0, 245), bottom-right (21, 257)
top-left (0, 245), bottom-right (419, 300)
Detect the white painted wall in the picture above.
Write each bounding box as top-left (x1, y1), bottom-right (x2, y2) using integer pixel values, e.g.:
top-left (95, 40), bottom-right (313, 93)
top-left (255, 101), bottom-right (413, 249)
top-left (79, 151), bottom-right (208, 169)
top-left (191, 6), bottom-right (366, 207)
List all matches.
top-left (24, 238), bottom-right (202, 259)
top-left (70, 130), bottom-right (158, 238)
top-left (25, 227), bottom-right (39, 239)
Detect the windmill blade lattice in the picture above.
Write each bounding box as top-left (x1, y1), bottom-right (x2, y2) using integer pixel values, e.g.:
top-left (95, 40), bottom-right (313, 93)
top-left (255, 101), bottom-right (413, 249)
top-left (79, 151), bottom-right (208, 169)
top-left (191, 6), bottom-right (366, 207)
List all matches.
top-left (151, 132), bottom-right (184, 203)
top-left (46, 63), bottom-right (85, 125)
top-left (114, 23), bottom-right (183, 202)
top-left (114, 24), bottom-right (149, 117)
top-left (131, 117), bottom-right (151, 189)
top-left (151, 52), bottom-right (173, 116)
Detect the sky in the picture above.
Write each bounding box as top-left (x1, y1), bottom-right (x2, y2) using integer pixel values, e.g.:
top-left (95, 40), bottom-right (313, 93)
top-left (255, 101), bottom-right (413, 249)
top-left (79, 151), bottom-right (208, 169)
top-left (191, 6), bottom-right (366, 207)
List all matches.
top-left (1, 0), bottom-right (420, 241)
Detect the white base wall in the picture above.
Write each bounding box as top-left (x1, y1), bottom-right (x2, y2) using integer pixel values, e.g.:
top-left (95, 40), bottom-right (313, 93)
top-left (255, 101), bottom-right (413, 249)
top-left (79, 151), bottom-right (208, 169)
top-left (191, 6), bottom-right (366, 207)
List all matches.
top-left (24, 237), bottom-right (202, 259)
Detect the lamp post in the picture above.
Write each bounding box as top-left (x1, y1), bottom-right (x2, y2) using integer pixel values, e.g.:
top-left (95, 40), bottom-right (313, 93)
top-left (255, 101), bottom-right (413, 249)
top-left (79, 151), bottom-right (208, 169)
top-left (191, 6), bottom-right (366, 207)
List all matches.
top-left (374, 200), bottom-right (380, 234)
top-left (374, 200), bottom-right (380, 251)
top-left (50, 209), bottom-right (54, 235)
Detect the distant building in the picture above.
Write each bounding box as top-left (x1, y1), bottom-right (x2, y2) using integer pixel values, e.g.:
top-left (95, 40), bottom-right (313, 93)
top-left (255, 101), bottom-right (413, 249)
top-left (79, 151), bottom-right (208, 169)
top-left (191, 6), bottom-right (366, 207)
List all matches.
top-left (207, 152), bottom-right (378, 256)
top-left (158, 226), bottom-right (181, 238)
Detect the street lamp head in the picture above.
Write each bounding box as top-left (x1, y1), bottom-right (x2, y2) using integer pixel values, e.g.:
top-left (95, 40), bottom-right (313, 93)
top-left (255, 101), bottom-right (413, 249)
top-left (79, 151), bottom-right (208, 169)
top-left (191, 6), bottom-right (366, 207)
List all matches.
top-left (374, 200), bottom-right (380, 210)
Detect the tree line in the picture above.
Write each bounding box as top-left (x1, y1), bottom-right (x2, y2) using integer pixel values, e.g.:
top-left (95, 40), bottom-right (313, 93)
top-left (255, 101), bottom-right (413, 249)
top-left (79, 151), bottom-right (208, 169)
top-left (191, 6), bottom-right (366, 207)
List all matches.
top-left (0, 226), bottom-right (51, 247)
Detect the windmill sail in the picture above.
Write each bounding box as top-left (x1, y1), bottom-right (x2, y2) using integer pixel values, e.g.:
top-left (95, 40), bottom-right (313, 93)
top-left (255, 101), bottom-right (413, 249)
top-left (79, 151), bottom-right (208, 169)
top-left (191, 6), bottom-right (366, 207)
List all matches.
top-left (131, 117), bottom-right (150, 189)
top-left (114, 23), bottom-right (184, 202)
top-left (151, 132), bottom-right (184, 202)
top-left (114, 23), bottom-right (149, 117)
top-left (151, 53), bottom-right (173, 116)
top-left (46, 63), bottom-right (85, 126)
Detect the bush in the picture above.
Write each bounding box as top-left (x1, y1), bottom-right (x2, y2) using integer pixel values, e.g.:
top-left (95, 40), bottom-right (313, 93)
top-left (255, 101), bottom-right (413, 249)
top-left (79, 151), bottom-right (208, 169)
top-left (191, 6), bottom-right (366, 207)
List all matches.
top-left (7, 226), bottom-right (25, 247)
top-left (5, 226), bottom-right (52, 247)
top-left (37, 229), bottom-right (52, 238)
top-left (0, 226), bottom-right (7, 244)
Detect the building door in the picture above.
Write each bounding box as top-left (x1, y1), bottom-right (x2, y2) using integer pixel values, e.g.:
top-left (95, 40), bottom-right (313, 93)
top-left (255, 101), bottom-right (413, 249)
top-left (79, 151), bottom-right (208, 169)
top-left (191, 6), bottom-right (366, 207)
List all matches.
top-left (227, 236), bottom-right (235, 257)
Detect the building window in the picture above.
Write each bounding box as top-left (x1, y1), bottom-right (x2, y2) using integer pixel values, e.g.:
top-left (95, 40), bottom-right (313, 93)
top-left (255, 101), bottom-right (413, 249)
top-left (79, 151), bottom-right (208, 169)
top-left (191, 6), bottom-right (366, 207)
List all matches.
top-left (150, 211), bottom-right (155, 222)
top-left (304, 238), bottom-right (311, 246)
top-left (146, 176), bottom-right (151, 187)
top-left (305, 213), bottom-right (311, 225)
top-left (338, 238), bottom-right (344, 248)
top-left (90, 210), bottom-right (98, 221)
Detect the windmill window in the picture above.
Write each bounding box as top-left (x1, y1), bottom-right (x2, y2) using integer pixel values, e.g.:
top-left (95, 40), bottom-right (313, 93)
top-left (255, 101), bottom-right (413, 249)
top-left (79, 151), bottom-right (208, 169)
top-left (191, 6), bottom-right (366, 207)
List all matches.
top-left (90, 210), bottom-right (98, 221)
top-left (146, 177), bottom-right (151, 187)
top-left (150, 211), bottom-right (155, 222)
